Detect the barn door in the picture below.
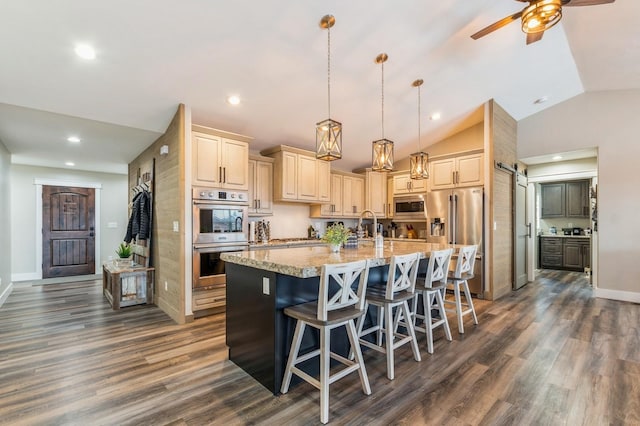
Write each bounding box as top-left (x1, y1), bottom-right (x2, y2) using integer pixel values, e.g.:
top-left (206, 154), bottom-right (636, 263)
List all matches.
top-left (42, 186), bottom-right (95, 278)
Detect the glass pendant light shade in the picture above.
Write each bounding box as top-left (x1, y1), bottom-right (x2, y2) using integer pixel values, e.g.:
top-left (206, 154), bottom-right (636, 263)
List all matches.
top-left (410, 78), bottom-right (429, 179)
top-left (371, 53), bottom-right (393, 171)
top-left (316, 118), bottom-right (342, 161)
top-left (316, 14), bottom-right (342, 161)
top-left (372, 139), bottom-right (394, 171)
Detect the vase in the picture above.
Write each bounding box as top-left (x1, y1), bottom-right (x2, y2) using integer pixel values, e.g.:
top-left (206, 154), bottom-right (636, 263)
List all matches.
top-left (114, 257), bottom-right (133, 268)
top-left (330, 243), bottom-right (341, 253)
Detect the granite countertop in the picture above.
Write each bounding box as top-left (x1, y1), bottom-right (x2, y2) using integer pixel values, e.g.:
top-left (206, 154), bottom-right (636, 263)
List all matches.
top-left (222, 239), bottom-right (451, 279)
top-left (539, 234), bottom-right (591, 239)
top-left (248, 238), bottom-right (326, 248)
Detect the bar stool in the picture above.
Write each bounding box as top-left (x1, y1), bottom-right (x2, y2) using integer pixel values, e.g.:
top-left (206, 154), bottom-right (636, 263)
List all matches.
top-left (354, 252), bottom-right (422, 380)
top-left (280, 259), bottom-right (371, 425)
top-left (412, 248), bottom-right (453, 354)
top-left (446, 245), bottom-right (479, 334)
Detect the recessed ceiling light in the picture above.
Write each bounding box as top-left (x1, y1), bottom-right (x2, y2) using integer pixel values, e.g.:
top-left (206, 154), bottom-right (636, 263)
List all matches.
top-left (429, 112), bottom-right (441, 121)
top-left (534, 96), bottom-right (549, 105)
top-left (67, 136), bottom-right (81, 143)
top-left (552, 155), bottom-right (562, 161)
top-left (227, 95), bottom-right (241, 106)
top-left (74, 44), bottom-right (96, 60)
top-left (65, 161), bottom-right (75, 167)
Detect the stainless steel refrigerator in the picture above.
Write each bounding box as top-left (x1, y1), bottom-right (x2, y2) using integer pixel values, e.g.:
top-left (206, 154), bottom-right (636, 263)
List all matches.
top-left (426, 187), bottom-right (484, 296)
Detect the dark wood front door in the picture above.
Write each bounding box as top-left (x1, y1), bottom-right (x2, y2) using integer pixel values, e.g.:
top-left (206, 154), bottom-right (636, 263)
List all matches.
top-left (42, 186), bottom-right (96, 278)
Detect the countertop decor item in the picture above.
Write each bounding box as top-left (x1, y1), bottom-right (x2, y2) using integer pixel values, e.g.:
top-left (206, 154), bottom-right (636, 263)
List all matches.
top-left (315, 14), bottom-right (342, 162)
top-left (371, 52), bottom-right (394, 171)
top-left (322, 222), bottom-right (351, 252)
top-left (409, 79), bottom-right (429, 180)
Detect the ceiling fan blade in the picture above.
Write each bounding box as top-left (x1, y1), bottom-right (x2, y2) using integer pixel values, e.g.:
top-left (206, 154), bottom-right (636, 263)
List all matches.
top-left (564, 0), bottom-right (615, 6)
top-left (526, 31), bottom-right (544, 45)
top-left (471, 11), bottom-right (523, 40)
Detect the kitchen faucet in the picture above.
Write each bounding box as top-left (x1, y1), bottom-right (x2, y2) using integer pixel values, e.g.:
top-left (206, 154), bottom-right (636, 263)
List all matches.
top-left (358, 209), bottom-right (383, 247)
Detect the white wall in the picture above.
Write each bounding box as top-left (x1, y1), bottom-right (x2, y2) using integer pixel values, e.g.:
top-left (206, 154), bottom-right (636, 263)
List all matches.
top-left (519, 89), bottom-right (640, 300)
top-left (0, 139), bottom-right (11, 306)
top-left (10, 165), bottom-right (128, 279)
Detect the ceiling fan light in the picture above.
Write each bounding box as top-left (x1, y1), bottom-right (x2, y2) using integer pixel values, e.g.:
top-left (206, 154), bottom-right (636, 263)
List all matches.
top-left (521, 0), bottom-right (562, 34)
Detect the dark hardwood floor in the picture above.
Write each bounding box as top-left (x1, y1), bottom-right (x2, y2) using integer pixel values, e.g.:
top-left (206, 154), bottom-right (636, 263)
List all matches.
top-left (1, 270), bottom-right (638, 425)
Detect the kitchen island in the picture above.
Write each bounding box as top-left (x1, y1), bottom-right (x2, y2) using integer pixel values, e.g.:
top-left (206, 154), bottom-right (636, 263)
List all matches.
top-left (221, 240), bottom-right (452, 394)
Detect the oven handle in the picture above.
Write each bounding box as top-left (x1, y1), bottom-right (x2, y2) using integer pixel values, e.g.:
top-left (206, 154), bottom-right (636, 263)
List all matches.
top-left (193, 200), bottom-right (249, 207)
top-left (193, 244), bottom-right (249, 253)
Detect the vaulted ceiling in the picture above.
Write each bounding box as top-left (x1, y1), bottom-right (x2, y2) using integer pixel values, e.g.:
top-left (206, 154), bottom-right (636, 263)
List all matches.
top-left (0, 1), bottom-right (637, 174)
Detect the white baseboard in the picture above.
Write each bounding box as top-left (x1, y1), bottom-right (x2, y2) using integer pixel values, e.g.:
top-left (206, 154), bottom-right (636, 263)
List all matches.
top-left (594, 288), bottom-right (640, 304)
top-left (0, 282), bottom-right (13, 308)
top-left (12, 272), bottom-right (39, 282)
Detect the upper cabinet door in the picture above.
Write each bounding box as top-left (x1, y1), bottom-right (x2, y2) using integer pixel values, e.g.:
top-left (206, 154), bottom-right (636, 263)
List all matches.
top-left (193, 133), bottom-right (222, 186)
top-left (429, 158), bottom-right (456, 190)
top-left (365, 170), bottom-right (387, 218)
top-left (221, 138), bottom-right (249, 190)
top-left (297, 154), bottom-right (318, 201)
top-left (540, 183), bottom-right (566, 218)
top-left (566, 180), bottom-right (589, 218)
top-left (456, 153), bottom-right (483, 187)
top-left (316, 160), bottom-right (331, 203)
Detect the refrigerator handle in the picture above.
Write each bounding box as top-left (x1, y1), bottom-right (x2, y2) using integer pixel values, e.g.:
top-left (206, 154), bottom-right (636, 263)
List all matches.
top-left (448, 195), bottom-right (453, 245)
top-left (452, 194), bottom-right (458, 245)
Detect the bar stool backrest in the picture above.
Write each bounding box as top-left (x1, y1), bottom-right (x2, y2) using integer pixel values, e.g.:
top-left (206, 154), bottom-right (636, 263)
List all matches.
top-left (317, 260), bottom-right (370, 321)
top-left (453, 245), bottom-right (478, 278)
top-left (384, 252), bottom-right (421, 300)
top-left (422, 248), bottom-right (453, 289)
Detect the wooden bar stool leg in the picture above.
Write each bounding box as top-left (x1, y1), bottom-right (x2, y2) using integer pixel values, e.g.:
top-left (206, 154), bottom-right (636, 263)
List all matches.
top-left (346, 319), bottom-right (372, 395)
top-left (424, 291), bottom-right (434, 354)
top-left (376, 306), bottom-right (384, 347)
top-left (402, 301), bottom-right (421, 362)
top-left (454, 281), bottom-right (464, 334)
top-left (320, 326), bottom-right (330, 424)
top-left (281, 321), bottom-right (306, 394)
top-left (384, 303), bottom-right (394, 380)
top-left (436, 289), bottom-right (452, 342)
top-left (464, 281), bottom-right (479, 325)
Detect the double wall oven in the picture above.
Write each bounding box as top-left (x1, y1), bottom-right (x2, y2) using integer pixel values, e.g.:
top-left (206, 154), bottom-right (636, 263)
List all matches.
top-left (192, 187), bottom-right (248, 312)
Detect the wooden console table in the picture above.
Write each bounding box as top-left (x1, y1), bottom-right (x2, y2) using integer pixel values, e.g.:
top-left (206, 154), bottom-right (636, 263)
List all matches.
top-left (102, 262), bottom-right (155, 310)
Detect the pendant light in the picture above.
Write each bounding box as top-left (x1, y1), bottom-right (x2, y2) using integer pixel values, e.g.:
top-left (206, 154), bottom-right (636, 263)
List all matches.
top-left (410, 79), bottom-right (429, 180)
top-left (371, 53), bottom-right (394, 171)
top-left (316, 14), bottom-right (342, 161)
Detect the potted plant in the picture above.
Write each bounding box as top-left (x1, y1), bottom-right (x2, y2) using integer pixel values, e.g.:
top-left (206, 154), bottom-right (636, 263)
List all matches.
top-left (115, 242), bottom-right (133, 268)
top-left (322, 223), bottom-right (351, 252)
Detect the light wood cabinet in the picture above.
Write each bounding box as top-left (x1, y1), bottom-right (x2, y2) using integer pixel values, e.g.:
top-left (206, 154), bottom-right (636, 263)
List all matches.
top-left (262, 145), bottom-right (330, 203)
top-left (392, 173), bottom-right (427, 195)
top-left (248, 155), bottom-right (274, 216)
top-left (192, 128), bottom-right (250, 190)
top-left (429, 153), bottom-right (483, 190)
top-left (359, 169), bottom-right (389, 218)
top-left (310, 171), bottom-right (364, 218)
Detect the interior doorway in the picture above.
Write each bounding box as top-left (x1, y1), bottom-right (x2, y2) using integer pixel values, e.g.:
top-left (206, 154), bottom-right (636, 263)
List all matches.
top-left (42, 185), bottom-right (96, 278)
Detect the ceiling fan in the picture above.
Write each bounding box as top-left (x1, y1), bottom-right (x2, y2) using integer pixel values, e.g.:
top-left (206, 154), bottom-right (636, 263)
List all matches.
top-left (470, 0), bottom-right (615, 45)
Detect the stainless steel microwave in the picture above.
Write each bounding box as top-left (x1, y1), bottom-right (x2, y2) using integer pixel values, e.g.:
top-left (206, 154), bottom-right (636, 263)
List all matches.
top-left (393, 195), bottom-right (426, 220)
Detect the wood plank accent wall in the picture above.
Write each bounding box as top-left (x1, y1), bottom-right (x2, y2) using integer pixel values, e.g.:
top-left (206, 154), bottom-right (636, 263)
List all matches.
top-left (486, 100), bottom-right (517, 300)
top-left (128, 104), bottom-right (187, 324)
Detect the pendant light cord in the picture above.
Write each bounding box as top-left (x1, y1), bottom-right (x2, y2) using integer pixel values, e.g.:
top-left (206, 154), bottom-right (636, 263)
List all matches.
top-left (327, 23), bottom-right (331, 119)
top-left (417, 83), bottom-right (421, 151)
top-left (381, 59), bottom-right (385, 139)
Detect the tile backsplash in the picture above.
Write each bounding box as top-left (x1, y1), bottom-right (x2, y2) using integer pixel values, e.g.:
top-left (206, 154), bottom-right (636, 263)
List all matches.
top-left (540, 218), bottom-right (590, 234)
